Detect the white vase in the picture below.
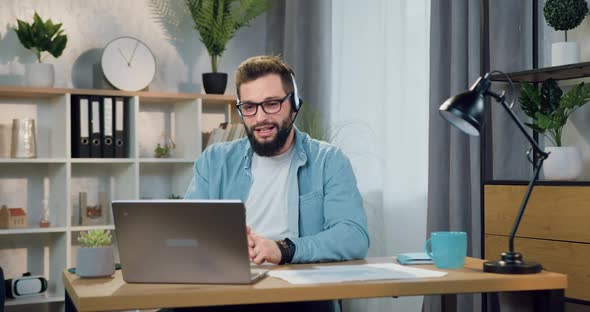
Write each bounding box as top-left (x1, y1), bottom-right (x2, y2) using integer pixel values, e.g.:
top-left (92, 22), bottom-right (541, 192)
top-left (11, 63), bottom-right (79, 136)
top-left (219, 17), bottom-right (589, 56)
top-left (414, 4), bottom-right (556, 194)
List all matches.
top-left (24, 63), bottom-right (55, 87)
top-left (551, 42), bottom-right (580, 66)
top-left (76, 246), bottom-right (115, 278)
top-left (543, 146), bottom-right (583, 181)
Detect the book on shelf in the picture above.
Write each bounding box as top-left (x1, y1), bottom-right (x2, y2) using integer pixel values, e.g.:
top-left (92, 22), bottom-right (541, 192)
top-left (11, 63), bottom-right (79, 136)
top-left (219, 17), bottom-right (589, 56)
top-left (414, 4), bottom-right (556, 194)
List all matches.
top-left (203, 123), bottom-right (247, 149)
top-left (71, 95), bottom-right (129, 158)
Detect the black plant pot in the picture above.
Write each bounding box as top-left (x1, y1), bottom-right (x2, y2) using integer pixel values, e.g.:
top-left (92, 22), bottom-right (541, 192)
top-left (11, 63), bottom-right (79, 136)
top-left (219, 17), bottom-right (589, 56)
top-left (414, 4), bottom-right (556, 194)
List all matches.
top-left (203, 73), bottom-right (228, 94)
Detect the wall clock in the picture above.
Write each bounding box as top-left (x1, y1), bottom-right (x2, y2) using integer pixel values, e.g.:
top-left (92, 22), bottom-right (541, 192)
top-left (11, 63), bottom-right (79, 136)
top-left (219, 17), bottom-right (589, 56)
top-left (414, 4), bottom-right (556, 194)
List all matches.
top-left (101, 37), bottom-right (156, 91)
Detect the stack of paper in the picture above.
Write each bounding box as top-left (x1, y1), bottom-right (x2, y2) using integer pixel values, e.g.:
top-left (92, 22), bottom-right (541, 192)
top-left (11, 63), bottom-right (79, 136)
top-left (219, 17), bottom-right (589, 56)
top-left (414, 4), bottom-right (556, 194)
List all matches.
top-left (268, 263), bottom-right (446, 285)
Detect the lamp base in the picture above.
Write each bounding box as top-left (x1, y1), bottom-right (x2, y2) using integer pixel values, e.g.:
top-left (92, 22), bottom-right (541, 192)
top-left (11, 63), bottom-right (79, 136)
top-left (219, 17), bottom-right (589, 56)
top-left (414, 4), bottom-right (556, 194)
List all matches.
top-left (483, 252), bottom-right (542, 274)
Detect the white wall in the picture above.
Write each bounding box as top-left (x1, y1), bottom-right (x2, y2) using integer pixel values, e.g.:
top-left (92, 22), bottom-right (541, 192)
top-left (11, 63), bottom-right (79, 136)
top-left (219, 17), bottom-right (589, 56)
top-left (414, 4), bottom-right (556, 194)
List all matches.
top-left (540, 0), bottom-right (590, 179)
top-left (0, 0), bottom-right (268, 94)
top-left (332, 1), bottom-right (430, 311)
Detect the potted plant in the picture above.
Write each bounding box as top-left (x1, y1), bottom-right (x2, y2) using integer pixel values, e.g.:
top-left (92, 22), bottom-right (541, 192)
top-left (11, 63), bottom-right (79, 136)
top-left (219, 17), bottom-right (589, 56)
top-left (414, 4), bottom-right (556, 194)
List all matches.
top-left (14, 12), bottom-right (67, 87)
top-left (519, 79), bottom-right (590, 180)
top-left (544, 0), bottom-right (588, 66)
top-left (186, 0), bottom-right (271, 94)
top-left (76, 229), bottom-right (115, 277)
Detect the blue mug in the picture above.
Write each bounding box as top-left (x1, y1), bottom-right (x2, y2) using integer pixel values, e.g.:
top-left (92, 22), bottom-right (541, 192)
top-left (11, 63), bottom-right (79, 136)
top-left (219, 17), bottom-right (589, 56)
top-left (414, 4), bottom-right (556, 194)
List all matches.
top-left (425, 231), bottom-right (467, 269)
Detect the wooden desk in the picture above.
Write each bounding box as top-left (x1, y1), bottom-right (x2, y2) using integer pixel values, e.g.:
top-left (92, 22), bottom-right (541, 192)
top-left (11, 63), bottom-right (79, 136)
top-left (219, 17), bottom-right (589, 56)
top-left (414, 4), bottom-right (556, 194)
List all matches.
top-left (63, 257), bottom-right (567, 312)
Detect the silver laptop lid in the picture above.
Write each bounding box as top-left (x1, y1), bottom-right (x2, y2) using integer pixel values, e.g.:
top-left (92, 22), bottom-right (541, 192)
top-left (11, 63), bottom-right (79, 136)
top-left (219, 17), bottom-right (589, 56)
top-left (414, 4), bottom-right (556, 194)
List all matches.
top-left (112, 200), bottom-right (253, 284)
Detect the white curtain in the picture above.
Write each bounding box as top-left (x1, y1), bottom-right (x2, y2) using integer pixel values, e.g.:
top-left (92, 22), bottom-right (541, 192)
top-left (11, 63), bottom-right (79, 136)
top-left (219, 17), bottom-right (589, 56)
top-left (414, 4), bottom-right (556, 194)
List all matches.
top-left (271, 1), bottom-right (431, 310)
top-left (330, 1), bottom-right (431, 311)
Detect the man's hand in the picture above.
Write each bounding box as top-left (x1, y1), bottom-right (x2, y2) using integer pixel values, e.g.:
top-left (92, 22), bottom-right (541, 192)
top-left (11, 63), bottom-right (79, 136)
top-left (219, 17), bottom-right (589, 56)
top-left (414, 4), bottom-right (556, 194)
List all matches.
top-left (246, 226), bottom-right (281, 265)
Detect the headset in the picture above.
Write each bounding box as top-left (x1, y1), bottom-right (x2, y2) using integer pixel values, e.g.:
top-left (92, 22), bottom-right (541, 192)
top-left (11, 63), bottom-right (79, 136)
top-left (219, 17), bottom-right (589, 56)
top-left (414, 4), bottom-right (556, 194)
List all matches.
top-left (236, 73), bottom-right (303, 118)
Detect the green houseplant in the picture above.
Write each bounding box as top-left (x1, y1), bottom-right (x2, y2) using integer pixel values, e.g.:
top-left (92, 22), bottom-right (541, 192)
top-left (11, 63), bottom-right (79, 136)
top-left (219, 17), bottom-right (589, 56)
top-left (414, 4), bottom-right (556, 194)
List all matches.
top-left (76, 229), bottom-right (115, 277)
top-left (13, 12), bottom-right (67, 87)
top-left (519, 79), bottom-right (590, 180)
top-left (543, 0), bottom-right (588, 65)
top-left (186, 0), bottom-right (271, 94)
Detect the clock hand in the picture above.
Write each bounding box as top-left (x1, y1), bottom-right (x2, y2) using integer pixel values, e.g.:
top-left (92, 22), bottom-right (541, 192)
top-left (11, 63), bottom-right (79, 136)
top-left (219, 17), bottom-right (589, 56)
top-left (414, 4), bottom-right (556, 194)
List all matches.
top-left (128, 40), bottom-right (140, 66)
top-left (118, 48), bottom-right (130, 66)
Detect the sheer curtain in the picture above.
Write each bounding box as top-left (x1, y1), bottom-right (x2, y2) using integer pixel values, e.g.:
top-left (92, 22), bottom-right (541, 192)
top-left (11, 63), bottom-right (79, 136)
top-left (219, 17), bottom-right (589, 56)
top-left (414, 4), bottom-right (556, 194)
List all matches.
top-left (269, 1), bottom-right (431, 311)
top-left (331, 1), bottom-right (431, 311)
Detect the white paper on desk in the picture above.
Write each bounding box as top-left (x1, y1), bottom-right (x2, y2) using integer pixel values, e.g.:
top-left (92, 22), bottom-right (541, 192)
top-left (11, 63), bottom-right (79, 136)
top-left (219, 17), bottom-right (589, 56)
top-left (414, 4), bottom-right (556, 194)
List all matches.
top-left (269, 263), bottom-right (447, 284)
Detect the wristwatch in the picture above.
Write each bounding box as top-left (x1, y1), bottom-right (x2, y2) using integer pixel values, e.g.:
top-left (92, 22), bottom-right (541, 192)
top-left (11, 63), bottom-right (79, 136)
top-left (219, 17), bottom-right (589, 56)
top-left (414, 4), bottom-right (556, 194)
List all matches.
top-left (276, 238), bottom-right (296, 265)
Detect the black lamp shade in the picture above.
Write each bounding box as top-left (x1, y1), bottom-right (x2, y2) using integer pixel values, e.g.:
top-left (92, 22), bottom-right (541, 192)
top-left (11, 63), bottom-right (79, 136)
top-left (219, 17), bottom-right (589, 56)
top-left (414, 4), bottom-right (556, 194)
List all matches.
top-left (439, 90), bottom-right (485, 136)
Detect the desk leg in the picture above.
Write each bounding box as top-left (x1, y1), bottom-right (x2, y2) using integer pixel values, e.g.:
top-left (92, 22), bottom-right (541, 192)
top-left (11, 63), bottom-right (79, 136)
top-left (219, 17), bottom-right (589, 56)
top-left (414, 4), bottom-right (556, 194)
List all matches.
top-left (441, 294), bottom-right (457, 312)
top-left (533, 289), bottom-right (564, 312)
top-left (65, 289), bottom-right (79, 312)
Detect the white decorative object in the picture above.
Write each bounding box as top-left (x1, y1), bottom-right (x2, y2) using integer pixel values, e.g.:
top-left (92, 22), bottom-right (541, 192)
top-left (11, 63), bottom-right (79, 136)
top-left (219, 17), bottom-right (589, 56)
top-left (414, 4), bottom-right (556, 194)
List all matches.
top-left (24, 63), bottom-right (55, 87)
top-left (101, 37), bottom-right (156, 91)
top-left (11, 118), bottom-right (36, 158)
top-left (551, 42), bottom-right (580, 66)
top-left (76, 246), bottom-right (115, 277)
top-left (39, 177), bottom-right (51, 227)
top-left (543, 146), bottom-right (582, 181)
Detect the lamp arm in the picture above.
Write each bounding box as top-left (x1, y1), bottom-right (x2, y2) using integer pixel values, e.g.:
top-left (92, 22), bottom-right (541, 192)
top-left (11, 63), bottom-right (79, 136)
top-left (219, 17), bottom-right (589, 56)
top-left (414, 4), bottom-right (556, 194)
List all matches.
top-left (488, 91), bottom-right (549, 253)
top-left (507, 157), bottom-right (545, 253)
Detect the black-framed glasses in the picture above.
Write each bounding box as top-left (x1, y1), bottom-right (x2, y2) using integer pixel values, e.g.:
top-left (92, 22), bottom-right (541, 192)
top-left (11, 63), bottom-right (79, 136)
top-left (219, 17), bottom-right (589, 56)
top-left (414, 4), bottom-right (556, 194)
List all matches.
top-left (236, 93), bottom-right (292, 117)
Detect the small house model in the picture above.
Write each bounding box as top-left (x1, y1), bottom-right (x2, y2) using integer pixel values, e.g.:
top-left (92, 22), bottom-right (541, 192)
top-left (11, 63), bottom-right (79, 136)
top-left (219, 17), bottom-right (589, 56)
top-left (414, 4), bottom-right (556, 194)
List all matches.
top-left (0, 205), bottom-right (28, 229)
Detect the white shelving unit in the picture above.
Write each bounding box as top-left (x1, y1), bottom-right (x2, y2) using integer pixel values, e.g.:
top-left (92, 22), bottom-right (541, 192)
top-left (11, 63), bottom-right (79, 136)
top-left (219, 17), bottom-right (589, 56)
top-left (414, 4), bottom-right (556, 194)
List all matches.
top-left (0, 86), bottom-right (236, 312)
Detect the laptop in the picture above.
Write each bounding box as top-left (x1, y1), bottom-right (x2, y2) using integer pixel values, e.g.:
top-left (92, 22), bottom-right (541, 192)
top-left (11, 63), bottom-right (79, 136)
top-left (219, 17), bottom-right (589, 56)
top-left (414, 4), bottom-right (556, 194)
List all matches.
top-left (111, 199), bottom-right (267, 284)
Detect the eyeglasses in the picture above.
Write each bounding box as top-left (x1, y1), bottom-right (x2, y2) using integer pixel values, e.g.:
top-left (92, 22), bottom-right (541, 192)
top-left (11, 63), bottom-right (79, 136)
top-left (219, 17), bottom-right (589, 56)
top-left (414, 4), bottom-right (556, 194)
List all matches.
top-left (236, 93), bottom-right (292, 117)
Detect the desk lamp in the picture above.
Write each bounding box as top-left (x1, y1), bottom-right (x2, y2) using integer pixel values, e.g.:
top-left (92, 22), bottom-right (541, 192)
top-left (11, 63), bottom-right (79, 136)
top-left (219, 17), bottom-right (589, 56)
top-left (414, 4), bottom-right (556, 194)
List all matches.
top-left (438, 71), bottom-right (547, 274)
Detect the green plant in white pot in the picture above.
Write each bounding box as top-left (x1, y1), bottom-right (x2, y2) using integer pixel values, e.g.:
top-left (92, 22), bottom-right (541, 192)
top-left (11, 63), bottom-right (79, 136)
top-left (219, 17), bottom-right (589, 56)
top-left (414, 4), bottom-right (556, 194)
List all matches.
top-left (186, 0), bottom-right (271, 94)
top-left (544, 0), bottom-right (588, 66)
top-left (519, 79), bottom-right (590, 180)
top-left (13, 12), bottom-right (67, 87)
top-left (76, 229), bottom-right (115, 278)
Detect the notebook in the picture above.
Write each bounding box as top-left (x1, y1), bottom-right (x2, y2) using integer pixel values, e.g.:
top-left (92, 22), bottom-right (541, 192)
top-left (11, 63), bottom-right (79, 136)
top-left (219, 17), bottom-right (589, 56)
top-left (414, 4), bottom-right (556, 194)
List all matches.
top-left (396, 252), bottom-right (434, 265)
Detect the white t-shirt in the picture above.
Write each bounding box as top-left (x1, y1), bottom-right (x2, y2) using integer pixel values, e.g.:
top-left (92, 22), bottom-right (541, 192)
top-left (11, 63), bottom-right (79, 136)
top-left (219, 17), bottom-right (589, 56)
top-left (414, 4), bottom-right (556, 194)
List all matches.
top-left (245, 146), bottom-right (295, 241)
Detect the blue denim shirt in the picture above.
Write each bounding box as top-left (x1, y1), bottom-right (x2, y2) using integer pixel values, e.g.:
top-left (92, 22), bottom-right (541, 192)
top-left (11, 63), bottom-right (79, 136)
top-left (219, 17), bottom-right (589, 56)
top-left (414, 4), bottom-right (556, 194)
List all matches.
top-left (184, 128), bottom-right (369, 263)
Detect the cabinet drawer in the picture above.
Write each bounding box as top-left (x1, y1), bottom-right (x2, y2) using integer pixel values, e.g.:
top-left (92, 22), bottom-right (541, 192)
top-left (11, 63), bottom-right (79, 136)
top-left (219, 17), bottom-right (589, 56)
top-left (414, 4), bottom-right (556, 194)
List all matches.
top-left (485, 185), bottom-right (590, 243)
top-left (485, 234), bottom-right (590, 301)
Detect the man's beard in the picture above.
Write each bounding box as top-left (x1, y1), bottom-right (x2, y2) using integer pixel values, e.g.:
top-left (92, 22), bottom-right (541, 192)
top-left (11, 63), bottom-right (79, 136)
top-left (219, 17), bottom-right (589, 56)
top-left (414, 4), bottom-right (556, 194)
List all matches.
top-left (245, 118), bottom-right (292, 157)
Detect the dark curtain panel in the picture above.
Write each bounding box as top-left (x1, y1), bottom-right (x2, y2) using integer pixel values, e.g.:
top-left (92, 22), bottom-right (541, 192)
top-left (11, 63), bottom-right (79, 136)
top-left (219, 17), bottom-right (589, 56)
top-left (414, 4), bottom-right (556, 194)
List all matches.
top-left (424, 0), bottom-right (481, 311)
top-left (265, 0), bottom-right (332, 124)
top-left (426, 1), bottom-right (533, 311)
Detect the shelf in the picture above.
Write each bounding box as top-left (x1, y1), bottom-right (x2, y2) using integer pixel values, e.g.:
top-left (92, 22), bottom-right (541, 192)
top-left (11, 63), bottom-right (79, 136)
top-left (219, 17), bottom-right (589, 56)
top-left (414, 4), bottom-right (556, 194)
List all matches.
top-left (0, 227), bottom-right (68, 235)
top-left (0, 158), bottom-right (67, 163)
top-left (0, 85), bottom-right (68, 98)
top-left (0, 85), bottom-right (236, 103)
top-left (5, 293), bottom-right (64, 306)
top-left (139, 158), bottom-right (195, 163)
top-left (490, 61), bottom-right (590, 83)
top-left (70, 225), bottom-right (115, 232)
top-left (0, 85), bottom-right (225, 311)
top-left (70, 158), bottom-right (135, 164)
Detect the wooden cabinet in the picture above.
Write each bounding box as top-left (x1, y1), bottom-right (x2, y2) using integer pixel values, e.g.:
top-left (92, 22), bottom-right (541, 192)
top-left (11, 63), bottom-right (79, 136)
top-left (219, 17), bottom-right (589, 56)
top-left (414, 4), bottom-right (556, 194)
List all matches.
top-left (484, 184), bottom-right (590, 301)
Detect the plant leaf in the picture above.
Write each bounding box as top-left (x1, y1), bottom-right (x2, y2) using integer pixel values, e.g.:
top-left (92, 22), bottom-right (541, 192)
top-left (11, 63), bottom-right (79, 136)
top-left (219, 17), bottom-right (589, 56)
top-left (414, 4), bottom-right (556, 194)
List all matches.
top-left (47, 34), bottom-right (67, 58)
top-left (14, 19), bottom-right (33, 49)
top-left (519, 81), bottom-right (542, 118)
top-left (561, 82), bottom-right (590, 110)
top-left (14, 12), bottom-right (67, 61)
top-left (186, 0), bottom-right (270, 70)
top-left (535, 111), bottom-right (562, 130)
top-left (540, 79), bottom-right (562, 114)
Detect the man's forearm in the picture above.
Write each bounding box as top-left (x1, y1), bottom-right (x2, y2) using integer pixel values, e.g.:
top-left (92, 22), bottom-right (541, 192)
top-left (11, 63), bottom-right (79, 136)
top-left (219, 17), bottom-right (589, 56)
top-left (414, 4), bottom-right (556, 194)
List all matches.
top-left (290, 221), bottom-right (369, 263)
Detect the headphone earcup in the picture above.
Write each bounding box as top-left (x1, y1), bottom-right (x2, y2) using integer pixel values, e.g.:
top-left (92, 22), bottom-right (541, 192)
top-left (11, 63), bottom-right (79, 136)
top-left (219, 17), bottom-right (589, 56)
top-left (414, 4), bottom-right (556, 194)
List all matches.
top-left (236, 100), bottom-right (243, 118)
top-left (291, 94), bottom-right (302, 112)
